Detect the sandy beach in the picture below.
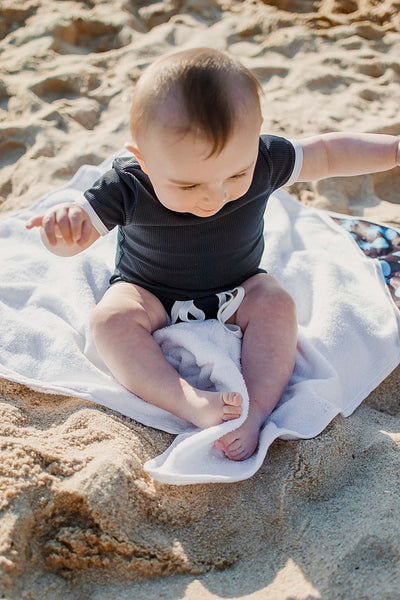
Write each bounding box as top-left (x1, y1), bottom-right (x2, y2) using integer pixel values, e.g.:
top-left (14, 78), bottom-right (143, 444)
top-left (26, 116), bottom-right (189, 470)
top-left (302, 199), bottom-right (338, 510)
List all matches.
top-left (1, 0), bottom-right (400, 598)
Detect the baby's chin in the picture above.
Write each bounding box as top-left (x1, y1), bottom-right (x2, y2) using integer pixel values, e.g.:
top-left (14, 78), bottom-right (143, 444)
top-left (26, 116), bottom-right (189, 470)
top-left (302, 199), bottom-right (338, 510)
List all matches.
top-left (192, 207), bottom-right (222, 217)
top-left (191, 197), bottom-right (240, 217)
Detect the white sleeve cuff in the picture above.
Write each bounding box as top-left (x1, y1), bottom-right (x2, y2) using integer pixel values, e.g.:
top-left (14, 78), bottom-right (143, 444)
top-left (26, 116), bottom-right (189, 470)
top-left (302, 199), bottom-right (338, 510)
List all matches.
top-left (74, 195), bottom-right (110, 237)
top-left (285, 139), bottom-right (303, 186)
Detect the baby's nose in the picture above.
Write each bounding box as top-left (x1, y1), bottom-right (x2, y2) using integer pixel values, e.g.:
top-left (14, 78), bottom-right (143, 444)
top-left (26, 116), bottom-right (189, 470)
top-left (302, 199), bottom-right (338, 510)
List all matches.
top-left (205, 185), bottom-right (227, 203)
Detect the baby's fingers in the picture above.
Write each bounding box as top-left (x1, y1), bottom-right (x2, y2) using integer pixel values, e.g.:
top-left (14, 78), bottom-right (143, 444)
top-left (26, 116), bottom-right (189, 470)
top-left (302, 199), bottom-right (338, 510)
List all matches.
top-left (77, 217), bottom-right (93, 246)
top-left (25, 215), bottom-right (44, 229)
top-left (41, 211), bottom-right (59, 246)
top-left (52, 206), bottom-right (76, 244)
top-left (68, 205), bottom-right (88, 243)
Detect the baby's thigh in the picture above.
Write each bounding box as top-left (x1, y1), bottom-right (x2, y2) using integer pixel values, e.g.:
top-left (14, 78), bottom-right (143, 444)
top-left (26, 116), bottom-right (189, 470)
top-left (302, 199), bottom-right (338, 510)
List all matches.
top-left (234, 273), bottom-right (295, 325)
top-left (242, 272), bottom-right (288, 298)
top-left (91, 282), bottom-right (168, 334)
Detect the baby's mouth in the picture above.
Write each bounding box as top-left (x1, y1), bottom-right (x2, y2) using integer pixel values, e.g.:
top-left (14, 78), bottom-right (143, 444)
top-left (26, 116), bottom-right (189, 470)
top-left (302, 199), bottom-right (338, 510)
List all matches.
top-left (197, 202), bottom-right (226, 215)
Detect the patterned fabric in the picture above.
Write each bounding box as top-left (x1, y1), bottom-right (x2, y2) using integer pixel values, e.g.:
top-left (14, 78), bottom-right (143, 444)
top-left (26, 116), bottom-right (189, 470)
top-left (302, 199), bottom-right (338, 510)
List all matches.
top-left (332, 215), bottom-right (400, 310)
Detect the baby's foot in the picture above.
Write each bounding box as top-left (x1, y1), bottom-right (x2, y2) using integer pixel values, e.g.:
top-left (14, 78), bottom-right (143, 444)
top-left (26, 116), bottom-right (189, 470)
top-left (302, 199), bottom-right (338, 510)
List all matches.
top-left (183, 386), bottom-right (242, 429)
top-left (214, 409), bottom-right (266, 461)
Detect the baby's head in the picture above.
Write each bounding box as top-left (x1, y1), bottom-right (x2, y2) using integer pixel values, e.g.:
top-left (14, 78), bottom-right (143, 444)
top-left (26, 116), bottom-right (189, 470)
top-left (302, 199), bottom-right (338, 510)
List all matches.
top-left (128, 48), bottom-right (264, 217)
top-left (130, 47), bottom-right (263, 156)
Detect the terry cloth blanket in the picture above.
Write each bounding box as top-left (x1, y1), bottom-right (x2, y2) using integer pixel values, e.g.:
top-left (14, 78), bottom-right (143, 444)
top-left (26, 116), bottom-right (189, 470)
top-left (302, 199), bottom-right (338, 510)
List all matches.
top-left (1, 152), bottom-right (400, 485)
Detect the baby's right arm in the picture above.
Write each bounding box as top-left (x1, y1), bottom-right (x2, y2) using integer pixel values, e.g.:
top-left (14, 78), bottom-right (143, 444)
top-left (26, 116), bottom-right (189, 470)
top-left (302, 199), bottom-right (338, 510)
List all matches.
top-left (26, 202), bottom-right (100, 257)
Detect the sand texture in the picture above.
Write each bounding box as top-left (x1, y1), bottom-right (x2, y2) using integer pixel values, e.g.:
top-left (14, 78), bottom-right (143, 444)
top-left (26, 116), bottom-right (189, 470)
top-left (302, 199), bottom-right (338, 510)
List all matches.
top-left (1, 0), bottom-right (400, 598)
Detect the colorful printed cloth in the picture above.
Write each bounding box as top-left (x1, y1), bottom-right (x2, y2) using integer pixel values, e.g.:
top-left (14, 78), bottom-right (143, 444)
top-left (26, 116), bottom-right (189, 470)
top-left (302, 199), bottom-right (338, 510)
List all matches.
top-left (332, 216), bottom-right (400, 310)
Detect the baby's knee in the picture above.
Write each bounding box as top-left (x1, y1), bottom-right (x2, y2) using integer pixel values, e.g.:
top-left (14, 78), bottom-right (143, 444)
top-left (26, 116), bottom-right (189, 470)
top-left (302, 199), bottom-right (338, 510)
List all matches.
top-left (270, 285), bottom-right (296, 321)
top-left (251, 277), bottom-right (296, 320)
top-left (89, 302), bottom-right (115, 341)
top-left (89, 300), bottom-right (150, 344)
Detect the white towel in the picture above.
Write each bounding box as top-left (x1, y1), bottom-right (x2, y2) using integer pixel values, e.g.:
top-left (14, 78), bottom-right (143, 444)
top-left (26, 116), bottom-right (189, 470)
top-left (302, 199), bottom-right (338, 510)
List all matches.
top-left (1, 152), bottom-right (400, 484)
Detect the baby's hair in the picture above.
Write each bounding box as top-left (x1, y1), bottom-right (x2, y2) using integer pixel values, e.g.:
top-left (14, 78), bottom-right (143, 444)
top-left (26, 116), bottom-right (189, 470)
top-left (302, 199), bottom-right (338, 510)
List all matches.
top-left (130, 48), bottom-right (263, 156)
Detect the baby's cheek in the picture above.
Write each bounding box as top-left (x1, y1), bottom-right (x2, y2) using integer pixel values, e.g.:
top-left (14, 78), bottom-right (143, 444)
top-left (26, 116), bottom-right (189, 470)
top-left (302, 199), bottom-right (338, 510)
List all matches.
top-left (158, 193), bottom-right (192, 213)
top-left (240, 178), bottom-right (253, 196)
top-left (231, 181), bottom-right (251, 201)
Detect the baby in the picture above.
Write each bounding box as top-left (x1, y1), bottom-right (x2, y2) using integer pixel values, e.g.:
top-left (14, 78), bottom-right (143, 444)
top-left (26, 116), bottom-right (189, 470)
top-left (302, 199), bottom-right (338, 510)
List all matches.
top-left (26, 48), bottom-right (400, 461)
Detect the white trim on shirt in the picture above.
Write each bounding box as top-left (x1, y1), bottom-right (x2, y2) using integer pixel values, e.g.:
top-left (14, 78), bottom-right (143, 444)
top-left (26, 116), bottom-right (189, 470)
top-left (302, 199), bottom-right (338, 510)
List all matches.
top-left (286, 139), bottom-right (303, 186)
top-left (74, 195), bottom-right (110, 237)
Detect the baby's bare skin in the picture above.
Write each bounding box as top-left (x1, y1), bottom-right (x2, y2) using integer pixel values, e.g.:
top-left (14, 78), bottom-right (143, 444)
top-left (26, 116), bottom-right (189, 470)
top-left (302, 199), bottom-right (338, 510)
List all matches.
top-left (87, 281), bottom-right (247, 429)
top-left (25, 48), bottom-right (400, 462)
top-left (178, 385), bottom-right (243, 429)
top-left (26, 197), bottom-right (295, 461)
top-left (88, 274), bottom-right (296, 461)
top-left (215, 404), bottom-right (268, 461)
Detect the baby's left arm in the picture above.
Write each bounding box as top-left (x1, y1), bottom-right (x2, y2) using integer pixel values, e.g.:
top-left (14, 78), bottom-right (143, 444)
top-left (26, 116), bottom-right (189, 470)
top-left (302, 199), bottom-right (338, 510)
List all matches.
top-left (297, 132), bottom-right (400, 182)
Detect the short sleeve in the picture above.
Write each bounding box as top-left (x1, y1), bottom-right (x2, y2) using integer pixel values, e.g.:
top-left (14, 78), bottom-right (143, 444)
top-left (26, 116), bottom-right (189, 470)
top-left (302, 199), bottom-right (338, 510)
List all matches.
top-left (80, 158), bottom-right (139, 234)
top-left (259, 135), bottom-right (303, 190)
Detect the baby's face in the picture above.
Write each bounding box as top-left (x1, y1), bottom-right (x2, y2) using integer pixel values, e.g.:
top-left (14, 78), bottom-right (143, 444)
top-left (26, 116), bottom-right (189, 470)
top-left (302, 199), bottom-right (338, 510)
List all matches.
top-left (135, 110), bottom-right (262, 218)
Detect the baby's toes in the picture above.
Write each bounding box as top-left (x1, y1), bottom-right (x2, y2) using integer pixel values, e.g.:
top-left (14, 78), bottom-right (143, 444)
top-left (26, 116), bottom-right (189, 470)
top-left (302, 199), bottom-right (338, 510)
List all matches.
top-left (225, 442), bottom-right (250, 461)
top-left (215, 429), bottom-right (259, 461)
top-left (221, 393), bottom-right (242, 420)
top-left (222, 406), bottom-right (241, 421)
top-left (222, 412), bottom-right (240, 421)
top-left (221, 392), bottom-right (242, 407)
top-left (215, 430), bottom-right (236, 450)
top-left (215, 434), bottom-right (246, 460)
top-left (215, 438), bottom-right (225, 451)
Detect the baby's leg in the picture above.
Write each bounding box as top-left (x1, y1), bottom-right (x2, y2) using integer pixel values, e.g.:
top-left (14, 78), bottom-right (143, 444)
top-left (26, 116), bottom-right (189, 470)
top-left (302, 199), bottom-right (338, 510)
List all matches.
top-left (90, 282), bottom-right (242, 428)
top-left (215, 273), bottom-right (297, 460)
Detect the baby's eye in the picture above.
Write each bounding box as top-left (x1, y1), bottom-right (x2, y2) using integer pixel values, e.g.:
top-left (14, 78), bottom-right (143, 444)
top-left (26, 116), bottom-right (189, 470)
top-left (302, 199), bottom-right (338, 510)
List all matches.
top-left (179, 184), bottom-right (198, 191)
top-left (230, 172), bottom-right (246, 180)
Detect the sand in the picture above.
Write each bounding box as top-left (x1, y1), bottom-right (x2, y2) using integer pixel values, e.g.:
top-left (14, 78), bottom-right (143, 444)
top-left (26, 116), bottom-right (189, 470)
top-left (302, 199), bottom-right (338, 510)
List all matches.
top-left (1, 0), bottom-right (400, 598)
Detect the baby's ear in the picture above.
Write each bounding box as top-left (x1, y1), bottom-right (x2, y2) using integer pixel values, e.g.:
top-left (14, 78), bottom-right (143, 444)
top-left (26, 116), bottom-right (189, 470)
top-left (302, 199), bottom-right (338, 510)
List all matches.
top-left (124, 142), bottom-right (137, 154)
top-left (124, 142), bottom-right (148, 173)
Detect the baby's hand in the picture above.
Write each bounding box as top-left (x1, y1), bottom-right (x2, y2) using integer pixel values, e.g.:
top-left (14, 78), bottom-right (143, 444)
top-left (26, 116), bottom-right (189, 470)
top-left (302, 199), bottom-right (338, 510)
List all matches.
top-left (26, 203), bottom-right (98, 255)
